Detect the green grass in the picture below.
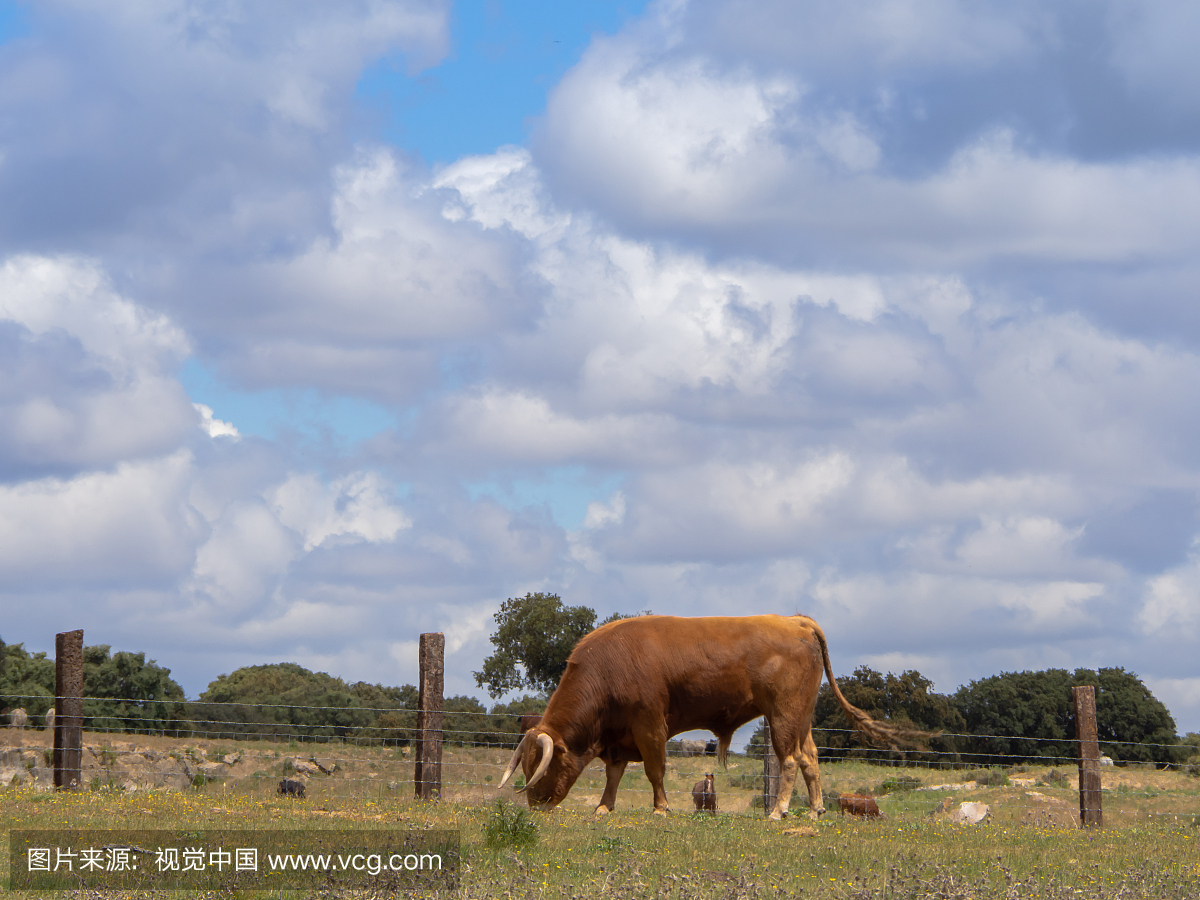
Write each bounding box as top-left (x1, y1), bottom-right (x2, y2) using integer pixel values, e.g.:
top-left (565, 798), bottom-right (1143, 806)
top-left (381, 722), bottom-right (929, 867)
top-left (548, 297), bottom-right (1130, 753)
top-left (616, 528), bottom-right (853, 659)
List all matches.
top-left (2, 783), bottom-right (1197, 898)
top-left (3, 737), bottom-right (1199, 898)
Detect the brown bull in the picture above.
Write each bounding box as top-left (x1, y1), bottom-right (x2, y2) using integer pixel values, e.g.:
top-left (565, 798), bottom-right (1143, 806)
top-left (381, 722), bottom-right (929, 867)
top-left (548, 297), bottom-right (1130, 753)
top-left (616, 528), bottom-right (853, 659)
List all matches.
top-left (499, 614), bottom-right (922, 820)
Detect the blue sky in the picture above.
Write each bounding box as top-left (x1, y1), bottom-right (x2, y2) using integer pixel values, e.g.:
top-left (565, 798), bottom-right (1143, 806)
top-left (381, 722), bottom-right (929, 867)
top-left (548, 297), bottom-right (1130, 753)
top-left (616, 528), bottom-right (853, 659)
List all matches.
top-left (357, 0), bottom-right (648, 164)
top-left (2, 0), bottom-right (1200, 737)
top-left (0, 2), bottom-right (24, 43)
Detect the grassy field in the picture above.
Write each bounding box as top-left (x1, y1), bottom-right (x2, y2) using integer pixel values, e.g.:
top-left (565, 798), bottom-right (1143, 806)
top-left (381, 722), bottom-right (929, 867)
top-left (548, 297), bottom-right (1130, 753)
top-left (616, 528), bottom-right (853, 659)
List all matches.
top-left (2, 732), bottom-right (1199, 898)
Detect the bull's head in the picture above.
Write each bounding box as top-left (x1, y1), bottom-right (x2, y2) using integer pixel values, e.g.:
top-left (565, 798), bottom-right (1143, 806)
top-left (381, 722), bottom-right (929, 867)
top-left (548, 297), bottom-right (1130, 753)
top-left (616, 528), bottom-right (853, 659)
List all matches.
top-left (498, 725), bottom-right (584, 809)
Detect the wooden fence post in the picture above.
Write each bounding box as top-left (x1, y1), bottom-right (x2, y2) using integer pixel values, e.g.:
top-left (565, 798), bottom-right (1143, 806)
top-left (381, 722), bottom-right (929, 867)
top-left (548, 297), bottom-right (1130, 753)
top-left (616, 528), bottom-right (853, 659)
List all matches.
top-left (762, 719), bottom-right (780, 815)
top-left (54, 630), bottom-right (84, 790)
top-left (1073, 685), bottom-right (1103, 827)
top-left (414, 633), bottom-right (445, 801)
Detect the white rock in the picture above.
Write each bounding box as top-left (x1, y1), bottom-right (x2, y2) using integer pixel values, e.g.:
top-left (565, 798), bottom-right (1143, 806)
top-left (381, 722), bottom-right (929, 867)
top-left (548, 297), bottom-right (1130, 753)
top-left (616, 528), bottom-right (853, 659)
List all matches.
top-left (949, 801), bottom-right (990, 825)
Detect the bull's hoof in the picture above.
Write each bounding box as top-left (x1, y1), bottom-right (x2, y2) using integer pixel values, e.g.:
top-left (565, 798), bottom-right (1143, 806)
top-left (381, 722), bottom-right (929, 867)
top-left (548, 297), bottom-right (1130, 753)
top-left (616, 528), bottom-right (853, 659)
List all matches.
top-left (768, 810), bottom-right (783, 821)
top-left (652, 807), bottom-right (669, 817)
top-left (593, 805), bottom-right (611, 816)
top-left (808, 807), bottom-right (824, 821)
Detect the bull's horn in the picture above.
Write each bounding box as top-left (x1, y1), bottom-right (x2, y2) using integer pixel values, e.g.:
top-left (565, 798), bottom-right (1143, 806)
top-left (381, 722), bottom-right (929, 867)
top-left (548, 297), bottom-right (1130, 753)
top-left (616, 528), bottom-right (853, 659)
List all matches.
top-left (498, 733), bottom-right (528, 788)
top-left (519, 733), bottom-right (555, 793)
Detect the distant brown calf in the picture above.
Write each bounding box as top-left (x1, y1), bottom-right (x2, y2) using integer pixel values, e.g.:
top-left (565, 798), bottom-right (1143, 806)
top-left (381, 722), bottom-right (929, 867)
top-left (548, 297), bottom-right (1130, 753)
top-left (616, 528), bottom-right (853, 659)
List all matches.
top-left (278, 779), bottom-right (306, 799)
top-left (517, 714), bottom-right (543, 734)
top-left (836, 793), bottom-right (882, 817)
top-left (692, 774), bottom-right (717, 813)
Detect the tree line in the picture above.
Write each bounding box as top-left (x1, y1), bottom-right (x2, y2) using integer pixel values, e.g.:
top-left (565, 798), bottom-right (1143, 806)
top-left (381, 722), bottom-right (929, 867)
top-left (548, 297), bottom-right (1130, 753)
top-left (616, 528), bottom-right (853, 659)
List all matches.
top-left (745, 664), bottom-right (1191, 767)
top-left (4, 595), bottom-right (1198, 766)
top-left (0, 639), bottom-right (540, 746)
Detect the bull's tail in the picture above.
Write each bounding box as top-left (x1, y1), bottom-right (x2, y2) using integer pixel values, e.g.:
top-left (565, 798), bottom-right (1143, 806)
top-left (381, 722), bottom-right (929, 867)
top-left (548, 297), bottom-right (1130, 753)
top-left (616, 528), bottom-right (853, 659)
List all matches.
top-left (808, 620), bottom-right (933, 749)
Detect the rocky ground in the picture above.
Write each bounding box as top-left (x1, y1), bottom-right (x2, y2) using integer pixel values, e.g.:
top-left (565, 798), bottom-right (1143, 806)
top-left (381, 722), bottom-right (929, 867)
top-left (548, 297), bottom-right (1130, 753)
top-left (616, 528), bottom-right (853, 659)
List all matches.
top-left (0, 732), bottom-right (352, 793)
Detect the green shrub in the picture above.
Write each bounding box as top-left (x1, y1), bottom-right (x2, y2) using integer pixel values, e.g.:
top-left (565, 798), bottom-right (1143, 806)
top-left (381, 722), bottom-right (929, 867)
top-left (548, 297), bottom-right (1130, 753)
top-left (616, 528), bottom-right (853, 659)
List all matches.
top-left (725, 772), bottom-right (761, 790)
top-left (876, 774), bottom-right (922, 794)
top-left (484, 801), bottom-right (538, 850)
top-left (1038, 769), bottom-right (1070, 787)
top-left (974, 769), bottom-right (1010, 787)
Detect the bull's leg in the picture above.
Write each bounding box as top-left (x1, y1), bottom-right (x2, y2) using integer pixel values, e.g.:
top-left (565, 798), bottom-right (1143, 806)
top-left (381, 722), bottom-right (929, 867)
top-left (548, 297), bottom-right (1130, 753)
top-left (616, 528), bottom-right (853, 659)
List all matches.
top-left (797, 732), bottom-right (824, 820)
top-left (632, 733), bottom-right (671, 814)
top-left (768, 721), bottom-right (802, 821)
top-left (644, 752), bottom-right (670, 815)
top-left (770, 753), bottom-right (800, 821)
top-left (594, 760), bottom-right (627, 815)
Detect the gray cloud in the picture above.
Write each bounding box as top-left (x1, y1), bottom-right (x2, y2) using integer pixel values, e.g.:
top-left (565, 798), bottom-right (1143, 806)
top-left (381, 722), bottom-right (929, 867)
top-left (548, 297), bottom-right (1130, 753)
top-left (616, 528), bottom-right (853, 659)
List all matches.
top-left (2, 0), bottom-right (1200, 735)
top-left (533, 0), bottom-right (1200, 277)
top-left (0, 256), bottom-right (196, 480)
top-left (0, 0), bottom-right (448, 256)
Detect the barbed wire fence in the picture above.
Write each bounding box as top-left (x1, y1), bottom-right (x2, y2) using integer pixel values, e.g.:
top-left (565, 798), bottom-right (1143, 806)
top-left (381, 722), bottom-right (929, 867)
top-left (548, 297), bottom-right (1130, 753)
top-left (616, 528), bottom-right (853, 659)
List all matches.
top-left (2, 630), bottom-right (1197, 827)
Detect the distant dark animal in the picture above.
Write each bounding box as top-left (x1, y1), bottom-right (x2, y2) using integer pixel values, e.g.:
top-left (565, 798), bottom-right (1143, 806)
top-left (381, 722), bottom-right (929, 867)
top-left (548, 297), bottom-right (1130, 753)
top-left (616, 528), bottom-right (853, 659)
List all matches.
top-left (499, 614), bottom-right (923, 819)
top-left (704, 739), bottom-right (717, 756)
top-left (517, 714), bottom-right (543, 734)
top-left (836, 793), bottom-right (882, 817)
top-left (679, 739), bottom-right (706, 757)
top-left (692, 773), bottom-right (717, 812)
top-left (278, 779), bottom-right (306, 798)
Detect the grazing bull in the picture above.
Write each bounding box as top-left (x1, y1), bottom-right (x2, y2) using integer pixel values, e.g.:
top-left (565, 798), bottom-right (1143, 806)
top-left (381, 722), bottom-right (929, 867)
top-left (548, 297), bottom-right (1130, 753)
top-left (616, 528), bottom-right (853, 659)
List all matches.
top-left (678, 739), bottom-right (706, 757)
top-left (278, 779), bottom-right (306, 798)
top-left (9, 708), bottom-right (28, 730)
top-left (692, 774), bottom-right (717, 812)
top-left (704, 739), bottom-right (718, 757)
top-left (499, 614), bottom-right (922, 820)
top-left (517, 714), bottom-right (543, 735)
top-left (836, 793), bottom-right (882, 817)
